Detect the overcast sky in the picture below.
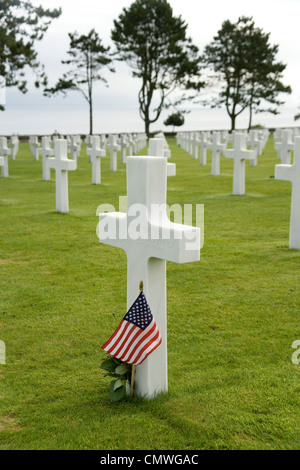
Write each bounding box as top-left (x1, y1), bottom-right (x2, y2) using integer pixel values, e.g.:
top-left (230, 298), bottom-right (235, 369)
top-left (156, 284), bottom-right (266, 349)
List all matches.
top-left (1, 0), bottom-right (300, 135)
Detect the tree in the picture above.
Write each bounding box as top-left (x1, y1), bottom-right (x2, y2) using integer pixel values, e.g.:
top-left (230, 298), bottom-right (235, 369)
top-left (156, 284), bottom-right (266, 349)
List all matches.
top-left (164, 111), bottom-right (184, 132)
top-left (44, 29), bottom-right (114, 135)
top-left (243, 21), bottom-right (291, 130)
top-left (111, 0), bottom-right (203, 136)
top-left (203, 16), bottom-right (291, 131)
top-left (0, 0), bottom-right (61, 110)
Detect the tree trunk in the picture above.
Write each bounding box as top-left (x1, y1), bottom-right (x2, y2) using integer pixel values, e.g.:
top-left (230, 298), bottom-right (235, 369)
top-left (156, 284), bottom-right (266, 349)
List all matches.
top-left (248, 104), bottom-right (253, 132)
top-left (89, 98), bottom-right (93, 135)
top-left (231, 114), bottom-right (236, 132)
top-left (143, 108), bottom-right (150, 138)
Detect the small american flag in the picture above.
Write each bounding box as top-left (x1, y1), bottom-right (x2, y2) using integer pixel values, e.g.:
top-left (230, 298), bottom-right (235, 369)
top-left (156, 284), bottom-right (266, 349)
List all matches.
top-left (101, 291), bottom-right (162, 365)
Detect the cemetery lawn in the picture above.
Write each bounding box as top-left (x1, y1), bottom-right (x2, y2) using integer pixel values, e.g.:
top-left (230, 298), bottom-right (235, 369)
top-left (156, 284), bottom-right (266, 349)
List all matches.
top-left (0, 136), bottom-right (299, 450)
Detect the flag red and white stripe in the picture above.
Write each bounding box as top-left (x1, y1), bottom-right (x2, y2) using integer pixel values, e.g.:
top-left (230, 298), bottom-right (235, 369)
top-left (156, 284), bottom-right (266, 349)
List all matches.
top-left (101, 291), bottom-right (162, 366)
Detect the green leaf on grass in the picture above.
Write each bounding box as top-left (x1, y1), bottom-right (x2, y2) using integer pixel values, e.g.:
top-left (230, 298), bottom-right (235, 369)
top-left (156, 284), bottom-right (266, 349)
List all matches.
top-left (100, 358), bottom-right (117, 373)
top-left (114, 379), bottom-right (123, 391)
top-left (109, 381), bottom-right (125, 402)
top-left (115, 364), bottom-right (128, 375)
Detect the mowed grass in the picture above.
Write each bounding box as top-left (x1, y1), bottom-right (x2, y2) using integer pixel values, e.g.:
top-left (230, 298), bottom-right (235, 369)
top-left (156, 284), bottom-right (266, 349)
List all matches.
top-left (0, 135), bottom-right (299, 450)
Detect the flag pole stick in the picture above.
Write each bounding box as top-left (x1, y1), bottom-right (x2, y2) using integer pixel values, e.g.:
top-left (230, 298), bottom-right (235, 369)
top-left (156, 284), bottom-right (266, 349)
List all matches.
top-left (130, 281), bottom-right (143, 398)
top-left (130, 366), bottom-right (135, 398)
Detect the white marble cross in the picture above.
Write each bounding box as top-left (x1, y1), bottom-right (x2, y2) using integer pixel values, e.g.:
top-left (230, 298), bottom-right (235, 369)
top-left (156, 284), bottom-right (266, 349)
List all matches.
top-left (0, 156), bottom-right (6, 177)
top-left (275, 136), bottom-right (300, 249)
top-left (87, 136), bottom-right (106, 184)
top-left (198, 132), bottom-right (208, 166)
top-left (108, 135), bottom-right (121, 172)
top-left (224, 133), bottom-right (256, 195)
top-left (120, 134), bottom-right (128, 164)
top-left (191, 132), bottom-right (199, 160)
top-left (10, 135), bottom-right (19, 160)
top-left (69, 135), bottom-right (80, 161)
top-left (248, 130), bottom-right (260, 167)
top-left (29, 136), bottom-right (40, 161)
top-left (128, 134), bottom-right (134, 156)
top-left (154, 133), bottom-right (171, 157)
top-left (275, 130), bottom-right (293, 164)
top-left (48, 140), bottom-right (77, 213)
top-left (207, 132), bottom-right (225, 176)
top-left (98, 156), bottom-right (200, 398)
top-left (132, 134), bottom-right (138, 155)
top-left (0, 137), bottom-right (10, 177)
top-left (39, 136), bottom-right (54, 181)
top-left (148, 138), bottom-right (176, 177)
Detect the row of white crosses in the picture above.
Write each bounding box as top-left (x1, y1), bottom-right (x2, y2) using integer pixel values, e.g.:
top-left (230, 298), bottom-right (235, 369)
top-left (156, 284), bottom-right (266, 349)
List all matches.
top-left (274, 127), bottom-right (300, 143)
top-left (29, 134), bottom-right (82, 162)
top-left (85, 132), bottom-right (147, 172)
top-left (246, 129), bottom-right (269, 167)
top-left (178, 131), bottom-right (227, 175)
top-left (10, 136), bottom-right (19, 160)
top-left (29, 135), bottom-right (40, 160)
top-left (177, 129), bottom-right (270, 194)
top-left (275, 129), bottom-right (294, 164)
top-left (39, 136), bottom-right (54, 181)
top-left (108, 133), bottom-right (147, 172)
top-left (67, 135), bottom-right (82, 161)
top-left (177, 129), bottom-right (268, 166)
top-left (118, 133), bottom-right (147, 165)
top-left (36, 132), bottom-right (148, 188)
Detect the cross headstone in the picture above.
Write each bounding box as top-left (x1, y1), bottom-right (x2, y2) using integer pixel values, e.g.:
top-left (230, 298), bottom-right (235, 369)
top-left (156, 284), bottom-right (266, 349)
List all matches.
top-left (198, 132), bottom-right (208, 166)
top-left (273, 129), bottom-right (282, 142)
top-left (98, 156), bottom-right (200, 398)
top-left (29, 136), bottom-right (40, 161)
top-left (138, 133), bottom-right (147, 152)
top-left (132, 134), bottom-right (138, 155)
top-left (207, 132), bottom-right (225, 176)
top-left (87, 136), bottom-right (106, 184)
top-left (48, 140), bottom-right (77, 213)
top-left (108, 135), bottom-right (121, 172)
top-left (248, 130), bottom-right (260, 167)
top-left (39, 136), bottom-right (54, 181)
top-left (191, 132), bottom-right (199, 160)
top-left (275, 130), bottom-right (293, 164)
top-left (187, 132), bottom-right (194, 156)
top-left (0, 137), bottom-right (10, 177)
top-left (154, 132), bottom-right (172, 161)
top-left (100, 134), bottom-right (107, 151)
top-left (85, 135), bottom-right (93, 162)
top-left (148, 138), bottom-right (176, 177)
top-left (10, 135), bottom-right (19, 160)
top-left (128, 134), bottom-right (134, 156)
top-left (85, 134), bottom-right (93, 151)
top-left (224, 133), bottom-right (256, 195)
top-left (0, 156), bottom-right (7, 177)
top-left (275, 136), bottom-right (300, 249)
top-left (69, 135), bottom-right (80, 161)
top-left (120, 134), bottom-right (128, 164)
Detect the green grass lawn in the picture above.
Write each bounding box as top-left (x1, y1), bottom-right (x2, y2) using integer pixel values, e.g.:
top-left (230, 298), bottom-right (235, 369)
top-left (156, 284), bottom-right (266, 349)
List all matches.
top-left (0, 135), bottom-right (299, 450)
